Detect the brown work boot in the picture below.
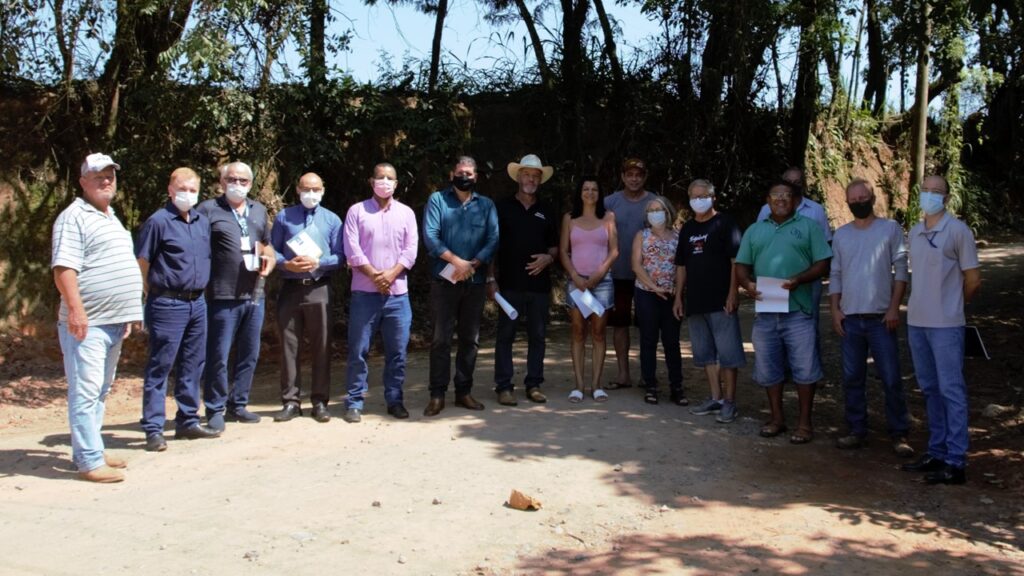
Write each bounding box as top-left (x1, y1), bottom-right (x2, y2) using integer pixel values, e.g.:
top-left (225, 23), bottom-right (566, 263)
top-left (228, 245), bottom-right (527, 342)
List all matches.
top-left (104, 454), bottom-right (127, 469)
top-left (496, 390), bottom-right (518, 406)
top-left (78, 465), bottom-right (125, 484)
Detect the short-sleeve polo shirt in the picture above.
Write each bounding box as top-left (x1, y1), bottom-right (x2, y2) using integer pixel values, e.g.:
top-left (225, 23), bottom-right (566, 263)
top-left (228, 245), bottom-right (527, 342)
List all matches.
top-left (135, 202), bottom-right (212, 293)
top-left (908, 212), bottom-right (980, 328)
top-left (197, 196), bottom-right (271, 299)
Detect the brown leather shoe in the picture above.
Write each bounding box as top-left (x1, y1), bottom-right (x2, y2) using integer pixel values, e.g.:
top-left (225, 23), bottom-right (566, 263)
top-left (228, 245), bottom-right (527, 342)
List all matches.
top-left (104, 454), bottom-right (127, 469)
top-left (497, 390), bottom-right (518, 406)
top-left (526, 388), bottom-right (547, 403)
top-left (423, 397), bottom-right (445, 417)
top-left (78, 465), bottom-right (125, 484)
top-left (455, 394), bottom-right (485, 410)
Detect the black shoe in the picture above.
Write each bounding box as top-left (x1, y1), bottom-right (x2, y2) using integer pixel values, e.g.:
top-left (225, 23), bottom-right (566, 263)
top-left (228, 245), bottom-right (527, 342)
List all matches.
top-left (145, 433), bottom-right (167, 452)
top-left (225, 407), bottom-right (262, 424)
top-left (387, 404), bottom-right (410, 419)
top-left (454, 394), bottom-right (485, 410)
top-left (669, 391), bottom-right (689, 406)
top-left (900, 454), bottom-right (945, 473)
top-left (175, 424), bottom-right (222, 440)
top-left (207, 412), bottom-right (226, 432)
top-left (273, 404), bottom-right (302, 422)
top-left (342, 407), bottom-right (361, 423)
top-left (924, 464), bottom-right (967, 485)
top-left (312, 402), bottom-right (331, 423)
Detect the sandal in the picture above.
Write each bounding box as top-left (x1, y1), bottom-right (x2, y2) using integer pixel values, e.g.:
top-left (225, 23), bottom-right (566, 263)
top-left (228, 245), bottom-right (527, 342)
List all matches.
top-left (789, 427), bottom-right (814, 444)
top-left (644, 392), bottom-right (659, 405)
top-left (606, 381), bottom-right (633, 390)
top-left (670, 392), bottom-right (689, 406)
top-left (568, 389), bottom-right (584, 403)
top-left (759, 421), bottom-right (788, 438)
top-left (592, 389), bottom-right (609, 403)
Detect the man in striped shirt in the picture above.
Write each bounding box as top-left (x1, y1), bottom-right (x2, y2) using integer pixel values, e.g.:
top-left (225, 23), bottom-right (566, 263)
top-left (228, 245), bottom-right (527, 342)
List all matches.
top-left (52, 153), bottom-right (144, 483)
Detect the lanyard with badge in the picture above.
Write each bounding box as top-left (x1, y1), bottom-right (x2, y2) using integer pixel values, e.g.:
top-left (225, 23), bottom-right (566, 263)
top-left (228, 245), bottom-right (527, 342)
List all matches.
top-left (233, 203), bottom-right (262, 272)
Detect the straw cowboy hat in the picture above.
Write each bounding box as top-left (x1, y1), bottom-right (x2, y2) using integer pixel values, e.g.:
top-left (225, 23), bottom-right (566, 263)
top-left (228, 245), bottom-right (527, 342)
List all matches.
top-left (507, 154), bottom-right (554, 183)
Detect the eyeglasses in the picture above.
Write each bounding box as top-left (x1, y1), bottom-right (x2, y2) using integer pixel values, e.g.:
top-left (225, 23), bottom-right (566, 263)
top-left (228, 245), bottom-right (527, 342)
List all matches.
top-left (690, 194), bottom-right (713, 200)
top-left (769, 191), bottom-right (793, 200)
top-left (920, 189), bottom-right (947, 196)
top-left (298, 188), bottom-right (324, 194)
top-left (224, 177), bottom-right (251, 185)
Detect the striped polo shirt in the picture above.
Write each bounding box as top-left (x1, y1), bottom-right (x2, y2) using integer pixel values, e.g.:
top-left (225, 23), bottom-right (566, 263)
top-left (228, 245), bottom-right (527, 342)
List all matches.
top-left (51, 197), bottom-right (144, 325)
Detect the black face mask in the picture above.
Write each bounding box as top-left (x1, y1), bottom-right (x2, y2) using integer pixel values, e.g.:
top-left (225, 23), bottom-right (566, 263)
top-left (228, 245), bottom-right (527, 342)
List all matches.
top-left (848, 199), bottom-right (873, 219)
top-left (452, 175), bottom-right (476, 192)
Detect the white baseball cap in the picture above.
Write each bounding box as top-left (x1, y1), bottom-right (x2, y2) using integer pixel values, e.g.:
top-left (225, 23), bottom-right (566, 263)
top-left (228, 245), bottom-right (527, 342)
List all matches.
top-left (80, 153), bottom-right (121, 176)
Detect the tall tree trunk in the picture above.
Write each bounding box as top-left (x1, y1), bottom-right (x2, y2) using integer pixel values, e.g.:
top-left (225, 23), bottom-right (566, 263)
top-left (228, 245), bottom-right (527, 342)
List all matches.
top-left (560, 0), bottom-right (590, 171)
top-left (591, 0), bottom-right (622, 86)
top-left (513, 0), bottom-right (554, 89)
top-left (428, 0), bottom-right (448, 93)
top-left (308, 0), bottom-right (327, 88)
top-left (910, 0), bottom-right (931, 200)
top-left (790, 0), bottom-right (821, 166)
top-left (862, 0), bottom-right (887, 116)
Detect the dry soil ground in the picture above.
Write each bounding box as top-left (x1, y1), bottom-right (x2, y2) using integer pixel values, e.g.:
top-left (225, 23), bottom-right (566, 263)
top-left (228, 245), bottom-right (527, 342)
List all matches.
top-left (0, 242), bottom-right (1022, 576)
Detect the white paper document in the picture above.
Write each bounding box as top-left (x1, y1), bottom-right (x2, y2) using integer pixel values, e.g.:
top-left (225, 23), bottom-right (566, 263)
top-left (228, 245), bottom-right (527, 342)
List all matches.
top-left (439, 263), bottom-right (459, 284)
top-left (754, 277), bottom-right (790, 313)
top-left (286, 229), bottom-right (324, 259)
top-left (493, 292), bottom-right (519, 320)
top-left (568, 289), bottom-right (606, 319)
top-left (243, 241), bottom-right (262, 272)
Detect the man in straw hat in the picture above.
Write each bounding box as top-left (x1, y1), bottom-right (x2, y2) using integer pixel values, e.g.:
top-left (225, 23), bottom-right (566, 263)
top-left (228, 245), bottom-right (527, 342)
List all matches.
top-left (489, 154), bottom-right (559, 406)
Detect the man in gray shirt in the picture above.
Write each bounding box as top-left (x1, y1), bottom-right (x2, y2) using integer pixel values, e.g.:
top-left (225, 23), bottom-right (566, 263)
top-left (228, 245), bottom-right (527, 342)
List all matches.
top-left (603, 157), bottom-right (654, 389)
top-left (829, 179), bottom-right (912, 457)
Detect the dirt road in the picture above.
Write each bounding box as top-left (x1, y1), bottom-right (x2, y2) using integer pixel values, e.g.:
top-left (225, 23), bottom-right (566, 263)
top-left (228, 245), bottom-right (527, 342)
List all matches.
top-left (1, 244), bottom-right (1022, 575)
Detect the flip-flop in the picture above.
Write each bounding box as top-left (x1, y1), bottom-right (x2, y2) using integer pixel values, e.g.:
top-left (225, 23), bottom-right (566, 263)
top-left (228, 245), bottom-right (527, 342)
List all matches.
top-left (568, 390), bottom-right (584, 403)
top-left (606, 381), bottom-right (633, 390)
top-left (643, 392), bottom-right (659, 405)
top-left (789, 427), bottom-right (814, 444)
top-left (592, 389), bottom-right (609, 403)
top-left (759, 422), bottom-right (788, 438)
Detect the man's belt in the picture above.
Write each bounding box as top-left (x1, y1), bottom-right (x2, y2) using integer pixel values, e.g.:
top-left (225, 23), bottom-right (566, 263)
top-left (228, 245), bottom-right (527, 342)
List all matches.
top-left (846, 313), bottom-right (885, 319)
top-left (284, 277), bottom-right (329, 286)
top-left (152, 289), bottom-right (204, 301)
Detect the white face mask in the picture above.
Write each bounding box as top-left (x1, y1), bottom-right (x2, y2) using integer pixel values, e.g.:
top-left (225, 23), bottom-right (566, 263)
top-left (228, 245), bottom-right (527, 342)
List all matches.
top-left (647, 210), bottom-right (667, 227)
top-left (225, 183), bottom-right (250, 202)
top-left (300, 191), bottom-right (323, 209)
top-left (173, 190), bottom-right (198, 212)
top-left (689, 197), bottom-right (713, 215)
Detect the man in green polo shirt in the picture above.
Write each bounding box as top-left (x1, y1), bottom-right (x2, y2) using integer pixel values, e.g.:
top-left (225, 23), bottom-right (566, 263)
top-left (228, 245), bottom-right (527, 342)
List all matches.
top-left (736, 180), bottom-right (832, 444)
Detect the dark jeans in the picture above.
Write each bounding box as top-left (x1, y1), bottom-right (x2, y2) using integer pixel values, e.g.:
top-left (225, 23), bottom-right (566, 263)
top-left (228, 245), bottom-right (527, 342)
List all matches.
top-left (840, 315), bottom-right (909, 438)
top-left (203, 298), bottom-right (265, 416)
top-left (277, 281), bottom-right (331, 407)
top-left (346, 292), bottom-right (412, 410)
top-left (494, 289), bottom-right (550, 392)
top-left (634, 288), bottom-right (682, 393)
top-left (428, 280), bottom-right (486, 398)
top-left (141, 296), bottom-right (207, 435)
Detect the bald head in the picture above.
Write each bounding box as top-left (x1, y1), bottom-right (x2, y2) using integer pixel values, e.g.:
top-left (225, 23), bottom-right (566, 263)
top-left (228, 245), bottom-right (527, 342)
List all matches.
top-left (297, 173), bottom-right (324, 193)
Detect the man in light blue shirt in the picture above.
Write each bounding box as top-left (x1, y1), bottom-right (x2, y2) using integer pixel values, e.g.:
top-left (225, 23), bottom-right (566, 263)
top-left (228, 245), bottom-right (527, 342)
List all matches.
top-left (270, 172), bottom-right (344, 423)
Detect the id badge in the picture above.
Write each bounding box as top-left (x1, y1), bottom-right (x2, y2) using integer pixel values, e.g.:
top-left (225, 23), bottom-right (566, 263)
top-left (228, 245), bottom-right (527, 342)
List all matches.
top-left (240, 236), bottom-right (252, 252)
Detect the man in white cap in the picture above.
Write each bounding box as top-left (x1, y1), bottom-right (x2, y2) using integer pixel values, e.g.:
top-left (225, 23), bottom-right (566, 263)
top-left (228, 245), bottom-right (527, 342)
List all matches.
top-left (489, 154), bottom-right (559, 405)
top-left (52, 153), bottom-right (143, 482)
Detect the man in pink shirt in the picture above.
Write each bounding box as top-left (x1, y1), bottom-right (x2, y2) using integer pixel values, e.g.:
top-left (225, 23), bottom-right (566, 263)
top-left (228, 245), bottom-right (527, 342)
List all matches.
top-left (342, 163), bottom-right (419, 422)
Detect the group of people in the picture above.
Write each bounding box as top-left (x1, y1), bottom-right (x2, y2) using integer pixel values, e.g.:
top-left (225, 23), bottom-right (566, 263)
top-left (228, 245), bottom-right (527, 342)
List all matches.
top-left (53, 152), bottom-right (980, 487)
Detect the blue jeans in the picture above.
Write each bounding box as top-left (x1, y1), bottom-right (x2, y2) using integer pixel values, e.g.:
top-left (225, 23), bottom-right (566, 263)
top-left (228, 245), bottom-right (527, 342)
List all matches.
top-left (908, 325), bottom-right (968, 467)
top-left (494, 290), bottom-right (550, 392)
top-left (840, 315), bottom-right (909, 438)
top-left (141, 296), bottom-right (207, 435)
top-left (635, 288), bottom-right (682, 393)
top-left (752, 311), bottom-right (822, 386)
top-left (58, 322), bottom-right (125, 472)
top-left (687, 311), bottom-right (746, 369)
top-left (203, 298), bottom-right (265, 416)
top-left (346, 292), bottom-right (412, 410)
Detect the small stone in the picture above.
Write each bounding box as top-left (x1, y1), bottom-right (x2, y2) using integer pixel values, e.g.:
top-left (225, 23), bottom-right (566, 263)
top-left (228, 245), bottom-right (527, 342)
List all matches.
top-left (398, 554), bottom-right (407, 564)
top-left (612, 464), bottom-right (623, 472)
top-left (914, 511), bottom-right (926, 519)
top-left (982, 404), bottom-right (1016, 419)
top-left (372, 500), bottom-right (382, 508)
top-left (159, 544), bottom-right (167, 551)
top-left (980, 497), bottom-right (995, 505)
top-left (554, 526), bottom-right (565, 535)
top-left (243, 550), bottom-right (259, 561)
top-left (432, 498), bottom-right (442, 505)
top-left (339, 539), bottom-right (350, 545)
top-left (290, 531), bottom-right (315, 543)
top-left (659, 505), bottom-right (670, 512)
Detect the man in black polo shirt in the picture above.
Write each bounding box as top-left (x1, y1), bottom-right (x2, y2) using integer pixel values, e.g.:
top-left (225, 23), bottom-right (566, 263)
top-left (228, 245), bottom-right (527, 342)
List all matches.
top-left (490, 154), bottom-right (559, 405)
top-left (197, 162), bottom-right (276, 430)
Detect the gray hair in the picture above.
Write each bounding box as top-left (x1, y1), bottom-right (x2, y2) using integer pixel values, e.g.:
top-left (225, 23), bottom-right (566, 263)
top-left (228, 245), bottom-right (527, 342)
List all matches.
top-left (688, 179), bottom-right (715, 196)
top-left (219, 161), bottom-right (254, 181)
top-left (453, 156), bottom-right (477, 171)
top-left (643, 195), bottom-right (677, 228)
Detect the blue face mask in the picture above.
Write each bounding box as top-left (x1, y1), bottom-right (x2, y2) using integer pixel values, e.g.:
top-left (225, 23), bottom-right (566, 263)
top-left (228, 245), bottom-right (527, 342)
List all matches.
top-left (919, 191), bottom-right (945, 216)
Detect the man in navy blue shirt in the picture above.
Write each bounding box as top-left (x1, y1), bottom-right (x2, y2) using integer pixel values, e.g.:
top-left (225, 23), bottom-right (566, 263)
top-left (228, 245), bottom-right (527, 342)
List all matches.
top-left (136, 167), bottom-right (218, 452)
top-left (270, 172), bottom-right (344, 423)
top-left (197, 161), bottom-right (276, 430)
top-left (421, 156), bottom-right (499, 416)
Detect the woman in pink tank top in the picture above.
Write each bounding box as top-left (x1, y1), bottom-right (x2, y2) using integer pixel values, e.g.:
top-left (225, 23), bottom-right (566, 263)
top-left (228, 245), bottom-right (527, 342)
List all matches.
top-left (559, 177), bottom-right (619, 403)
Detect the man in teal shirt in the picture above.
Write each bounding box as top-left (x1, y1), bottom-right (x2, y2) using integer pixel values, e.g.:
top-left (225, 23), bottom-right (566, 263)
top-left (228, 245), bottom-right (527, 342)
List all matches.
top-left (736, 180), bottom-right (831, 444)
